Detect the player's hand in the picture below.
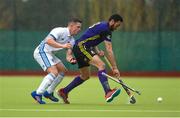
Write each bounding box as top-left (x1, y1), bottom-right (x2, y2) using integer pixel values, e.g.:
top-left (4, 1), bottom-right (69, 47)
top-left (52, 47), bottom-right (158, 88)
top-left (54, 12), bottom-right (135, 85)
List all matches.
top-left (69, 58), bottom-right (77, 65)
top-left (97, 50), bottom-right (104, 57)
top-left (112, 68), bottom-right (120, 78)
top-left (63, 43), bottom-right (72, 49)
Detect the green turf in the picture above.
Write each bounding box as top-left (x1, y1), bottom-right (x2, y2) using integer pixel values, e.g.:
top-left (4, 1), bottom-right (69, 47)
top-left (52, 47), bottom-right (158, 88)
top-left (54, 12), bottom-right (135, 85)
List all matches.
top-left (0, 76), bottom-right (180, 117)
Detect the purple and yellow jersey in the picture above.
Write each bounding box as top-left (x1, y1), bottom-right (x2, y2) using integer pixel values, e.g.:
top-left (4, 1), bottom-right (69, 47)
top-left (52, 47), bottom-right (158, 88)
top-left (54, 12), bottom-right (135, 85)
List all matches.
top-left (75, 21), bottom-right (112, 48)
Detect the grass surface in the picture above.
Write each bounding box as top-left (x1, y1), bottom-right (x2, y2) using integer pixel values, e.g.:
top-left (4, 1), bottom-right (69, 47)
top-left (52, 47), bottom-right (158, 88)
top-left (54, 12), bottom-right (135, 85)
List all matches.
top-left (0, 76), bottom-right (180, 117)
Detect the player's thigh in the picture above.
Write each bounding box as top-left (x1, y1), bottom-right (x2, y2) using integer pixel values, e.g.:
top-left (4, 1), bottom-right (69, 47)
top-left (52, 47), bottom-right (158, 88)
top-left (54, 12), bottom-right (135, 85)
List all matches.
top-left (34, 51), bottom-right (60, 76)
top-left (73, 45), bottom-right (90, 68)
top-left (79, 67), bottom-right (90, 80)
top-left (33, 51), bottom-right (53, 71)
top-left (51, 54), bottom-right (67, 74)
top-left (89, 55), bottom-right (105, 70)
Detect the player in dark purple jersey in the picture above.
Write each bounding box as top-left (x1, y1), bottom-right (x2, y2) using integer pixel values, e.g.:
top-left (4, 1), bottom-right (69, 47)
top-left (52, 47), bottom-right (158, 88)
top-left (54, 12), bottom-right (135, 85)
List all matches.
top-left (57, 14), bottom-right (123, 104)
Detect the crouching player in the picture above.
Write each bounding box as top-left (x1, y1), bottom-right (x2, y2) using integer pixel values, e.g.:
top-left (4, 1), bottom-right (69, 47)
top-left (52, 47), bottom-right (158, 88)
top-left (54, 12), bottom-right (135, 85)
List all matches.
top-left (31, 18), bottom-right (82, 104)
top-left (57, 14), bottom-right (123, 104)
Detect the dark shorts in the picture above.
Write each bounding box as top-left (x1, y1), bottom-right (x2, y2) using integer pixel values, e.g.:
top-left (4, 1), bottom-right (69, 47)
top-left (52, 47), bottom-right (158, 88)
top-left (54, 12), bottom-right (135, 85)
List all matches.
top-left (73, 45), bottom-right (97, 68)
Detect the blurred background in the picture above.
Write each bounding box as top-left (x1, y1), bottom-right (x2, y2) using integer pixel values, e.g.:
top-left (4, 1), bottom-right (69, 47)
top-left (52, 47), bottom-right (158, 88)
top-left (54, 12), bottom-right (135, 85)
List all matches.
top-left (0, 0), bottom-right (179, 74)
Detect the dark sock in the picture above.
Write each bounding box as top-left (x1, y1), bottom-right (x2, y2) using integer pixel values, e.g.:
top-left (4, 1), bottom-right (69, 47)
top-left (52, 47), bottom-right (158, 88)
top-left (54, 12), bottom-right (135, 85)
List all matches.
top-left (98, 69), bottom-right (111, 95)
top-left (64, 76), bottom-right (85, 94)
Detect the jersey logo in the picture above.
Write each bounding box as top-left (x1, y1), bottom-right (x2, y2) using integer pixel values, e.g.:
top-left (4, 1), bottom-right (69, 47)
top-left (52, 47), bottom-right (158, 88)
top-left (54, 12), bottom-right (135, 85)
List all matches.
top-left (91, 50), bottom-right (95, 55)
top-left (106, 35), bottom-right (111, 39)
top-left (84, 58), bottom-right (87, 62)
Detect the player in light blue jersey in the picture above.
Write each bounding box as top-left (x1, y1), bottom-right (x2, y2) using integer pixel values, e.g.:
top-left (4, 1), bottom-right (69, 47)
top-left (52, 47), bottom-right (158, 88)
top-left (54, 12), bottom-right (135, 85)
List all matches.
top-left (31, 18), bottom-right (82, 104)
top-left (57, 14), bottom-right (123, 104)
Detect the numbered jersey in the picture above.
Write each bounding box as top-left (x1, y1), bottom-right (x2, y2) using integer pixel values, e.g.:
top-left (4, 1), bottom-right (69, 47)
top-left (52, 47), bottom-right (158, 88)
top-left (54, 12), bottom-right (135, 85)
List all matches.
top-left (38, 27), bottom-right (75, 53)
top-left (75, 21), bottom-right (112, 48)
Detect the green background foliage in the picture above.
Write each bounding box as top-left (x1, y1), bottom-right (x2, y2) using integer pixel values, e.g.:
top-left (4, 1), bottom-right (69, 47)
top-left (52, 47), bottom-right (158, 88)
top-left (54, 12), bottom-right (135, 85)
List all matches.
top-left (0, 0), bottom-right (179, 71)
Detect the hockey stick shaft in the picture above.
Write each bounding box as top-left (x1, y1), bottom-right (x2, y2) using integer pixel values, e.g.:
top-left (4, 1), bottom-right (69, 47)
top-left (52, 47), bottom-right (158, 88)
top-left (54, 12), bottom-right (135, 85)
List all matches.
top-left (102, 72), bottom-right (140, 95)
top-left (103, 56), bottom-right (140, 95)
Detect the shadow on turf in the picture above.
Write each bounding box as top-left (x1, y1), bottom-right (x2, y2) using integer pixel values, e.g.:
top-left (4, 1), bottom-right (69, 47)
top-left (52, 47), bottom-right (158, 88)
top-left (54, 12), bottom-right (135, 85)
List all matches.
top-left (41, 102), bottom-right (136, 107)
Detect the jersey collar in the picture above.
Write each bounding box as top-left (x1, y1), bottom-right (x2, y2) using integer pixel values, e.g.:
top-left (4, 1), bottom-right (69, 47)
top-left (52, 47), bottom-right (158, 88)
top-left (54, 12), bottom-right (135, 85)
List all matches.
top-left (67, 27), bottom-right (72, 37)
top-left (104, 21), bottom-right (112, 31)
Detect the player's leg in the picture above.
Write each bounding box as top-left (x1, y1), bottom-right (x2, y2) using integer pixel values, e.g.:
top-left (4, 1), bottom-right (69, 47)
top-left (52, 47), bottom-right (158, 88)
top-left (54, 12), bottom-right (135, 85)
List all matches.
top-left (32, 66), bottom-right (58, 103)
top-left (58, 67), bottom-right (90, 104)
top-left (31, 50), bottom-right (58, 104)
top-left (63, 66), bottom-right (90, 93)
top-left (90, 55), bottom-right (121, 102)
top-left (46, 62), bottom-right (67, 94)
top-left (44, 62), bottom-right (67, 102)
top-left (37, 66), bottom-right (59, 94)
top-left (90, 55), bottom-right (110, 94)
top-left (31, 66), bottom-right (57, 104)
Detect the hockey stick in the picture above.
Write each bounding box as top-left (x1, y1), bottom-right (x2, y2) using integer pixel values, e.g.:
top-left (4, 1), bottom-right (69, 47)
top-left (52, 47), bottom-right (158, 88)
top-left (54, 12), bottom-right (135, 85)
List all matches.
top-left (102, 72), bottom-right (141, 95)
top-left (103, 56), bottom-right (140, 103)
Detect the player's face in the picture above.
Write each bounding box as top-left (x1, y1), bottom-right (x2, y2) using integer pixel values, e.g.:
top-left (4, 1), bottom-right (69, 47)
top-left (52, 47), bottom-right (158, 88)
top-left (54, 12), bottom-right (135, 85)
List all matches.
top-left (110, 20), bottom-right (121, 31)
top-left (70, 22), bottom-right (82, 35)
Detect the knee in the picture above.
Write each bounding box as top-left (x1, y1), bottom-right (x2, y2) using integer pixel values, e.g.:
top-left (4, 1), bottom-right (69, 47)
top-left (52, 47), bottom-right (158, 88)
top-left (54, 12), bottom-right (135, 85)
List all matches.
top-left (98, 63), bottom-right (105, 70)
top-left (63, 68), bottom-right (68, 74)
top-left (47, 67), bottom-right (59, 77)
top-left (80, 75), bottom-right (90, 80)
top-left (50, 70), bottom-right (59, 77)
top-left (52, 71), bottom-right (59, 77)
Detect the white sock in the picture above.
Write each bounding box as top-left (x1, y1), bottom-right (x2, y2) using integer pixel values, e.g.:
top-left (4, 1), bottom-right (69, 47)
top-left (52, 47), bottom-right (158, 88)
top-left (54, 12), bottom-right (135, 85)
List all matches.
top-left (36, 73), bottom-right (56, 95)
top-left (47, 73), bottom-right (64, 94)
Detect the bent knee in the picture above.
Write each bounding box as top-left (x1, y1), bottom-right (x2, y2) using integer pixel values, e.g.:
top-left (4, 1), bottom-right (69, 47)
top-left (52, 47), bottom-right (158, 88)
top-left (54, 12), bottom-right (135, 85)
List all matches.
top-left (80, 75), bottom-right (90, 80)
top-left (52, 71), bottom-right (59, 77)
top-left (47, 68), bottom-right (59, 77)
top-left (63, 69), bottom-right (68, 74)
top-left (98, 63), bottom-right (105, 70)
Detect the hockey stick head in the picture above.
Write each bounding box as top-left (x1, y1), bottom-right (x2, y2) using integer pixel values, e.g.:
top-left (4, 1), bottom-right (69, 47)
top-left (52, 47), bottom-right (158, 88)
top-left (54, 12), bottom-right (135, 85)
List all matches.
top-left (135, 90), bottom-right (141, 95)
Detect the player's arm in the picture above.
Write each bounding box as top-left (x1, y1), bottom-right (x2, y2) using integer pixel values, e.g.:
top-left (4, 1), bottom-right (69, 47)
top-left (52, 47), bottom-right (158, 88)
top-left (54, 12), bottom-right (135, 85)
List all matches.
top-left (66, 49), bottom-right (77, 65)
top-left (104, 40), bottom-right (120, 77)
top-left (46, 38), bottom-right (72, 49)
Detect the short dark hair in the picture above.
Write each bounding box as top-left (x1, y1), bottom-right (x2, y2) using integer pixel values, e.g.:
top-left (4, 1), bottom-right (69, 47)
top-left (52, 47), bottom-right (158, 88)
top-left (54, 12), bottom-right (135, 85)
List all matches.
top-left (68, 18), bottom-right (82, 24)
top-left (109, 14), bottom-right (123, 22)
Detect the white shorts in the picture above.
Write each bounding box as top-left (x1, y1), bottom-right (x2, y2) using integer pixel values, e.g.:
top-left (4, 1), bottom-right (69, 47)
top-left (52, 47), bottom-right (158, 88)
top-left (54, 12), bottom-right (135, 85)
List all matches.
top-left (33, 47), bottom-right (62, 71)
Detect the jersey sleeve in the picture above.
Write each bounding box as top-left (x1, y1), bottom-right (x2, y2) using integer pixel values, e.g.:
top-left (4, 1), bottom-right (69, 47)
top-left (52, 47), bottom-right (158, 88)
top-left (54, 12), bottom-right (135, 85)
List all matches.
top-left (101, 30), bottom-right (112, 42)
top-left (97, 22), bottom-right (112, 42)
top-left (104, 34), bottom-right (112, 42)
top-left (48, 28), bottom-right (62, 40)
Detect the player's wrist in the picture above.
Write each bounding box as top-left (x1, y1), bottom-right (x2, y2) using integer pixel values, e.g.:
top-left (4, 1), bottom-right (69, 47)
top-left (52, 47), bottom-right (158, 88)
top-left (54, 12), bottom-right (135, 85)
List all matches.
top-left (69, 57), bottom-right (77, 65)
top-left (112, 66), bottom-right (118, 70)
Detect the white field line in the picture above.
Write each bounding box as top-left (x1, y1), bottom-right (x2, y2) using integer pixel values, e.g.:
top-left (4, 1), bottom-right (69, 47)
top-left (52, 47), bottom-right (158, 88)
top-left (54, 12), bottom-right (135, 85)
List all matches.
top-left (0, 109), bottom-right (180, 113)
top-left (0, 117), bottom-right (179, 118)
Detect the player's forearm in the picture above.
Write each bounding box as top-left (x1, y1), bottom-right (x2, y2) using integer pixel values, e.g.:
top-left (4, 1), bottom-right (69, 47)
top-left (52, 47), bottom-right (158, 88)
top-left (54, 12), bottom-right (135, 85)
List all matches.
top-left (46, 38), bottom-right (64, 48)
top-left (66, 49), bottom-right (73, 61)
top-left (104, 41), bottom-right (118, 69)
top-left (106, 50), bottom-right (118, 69)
